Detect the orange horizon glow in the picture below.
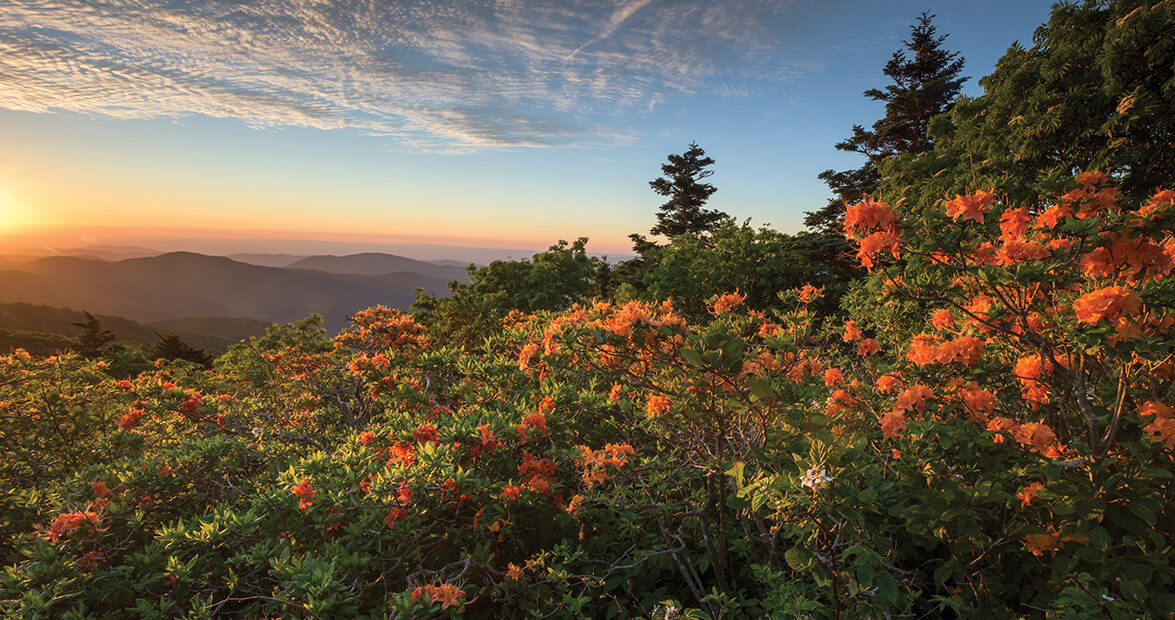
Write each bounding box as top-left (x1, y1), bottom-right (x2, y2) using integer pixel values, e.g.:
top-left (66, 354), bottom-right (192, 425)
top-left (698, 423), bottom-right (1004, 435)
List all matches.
top-left (0, 221), bottom-right (633, 256)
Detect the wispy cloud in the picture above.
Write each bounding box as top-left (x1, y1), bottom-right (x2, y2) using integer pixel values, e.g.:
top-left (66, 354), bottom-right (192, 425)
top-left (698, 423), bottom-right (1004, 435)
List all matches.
top-left (0, 0), bottom-right (821, 151)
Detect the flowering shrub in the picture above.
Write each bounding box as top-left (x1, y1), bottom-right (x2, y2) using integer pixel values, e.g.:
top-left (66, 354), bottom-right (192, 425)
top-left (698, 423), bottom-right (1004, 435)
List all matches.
top-left (1, 174), bottom-right (1173, 618)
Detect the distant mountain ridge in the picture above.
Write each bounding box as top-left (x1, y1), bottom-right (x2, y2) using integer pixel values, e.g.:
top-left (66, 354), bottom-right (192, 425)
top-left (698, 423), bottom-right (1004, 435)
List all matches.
top-left (285, 252), bottom-right (471, 282)
top-left (0, 252), bottom-right (455, 333)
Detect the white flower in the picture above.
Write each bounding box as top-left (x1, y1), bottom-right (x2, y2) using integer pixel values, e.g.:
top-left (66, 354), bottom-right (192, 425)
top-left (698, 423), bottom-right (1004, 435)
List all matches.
top-left (801, 467), bottom-right (833, 489)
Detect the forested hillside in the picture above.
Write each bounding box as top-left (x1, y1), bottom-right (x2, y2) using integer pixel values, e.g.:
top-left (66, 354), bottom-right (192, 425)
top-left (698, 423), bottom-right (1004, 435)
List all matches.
top-left (2, 3), bottom-right (1174, 619)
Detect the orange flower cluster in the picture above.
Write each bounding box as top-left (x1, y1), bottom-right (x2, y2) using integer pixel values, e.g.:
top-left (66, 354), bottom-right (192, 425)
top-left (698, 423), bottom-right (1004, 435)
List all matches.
top-left (843, 197), bottom-right (901, 271)
top-left (337, 306), bottom-right (428, 353)
top-left (518, 451), bottom-right (557, 495)
top-left (43, 510), bottom-right (101, 541)
top-left (411, 583), bottom-right (464, 611)
top-left (118, 406), bottom-right (144, 432)
top-left (1024, 527), bottom-right (1088, 557)
top-left (645, 393), bottom-right (671, 417)
top-left (844, 196), bottom-right (899, 238)
top-left (1072, 285), bottom-right (1142, 324)
top-left (711, 292), bottom-right (746, 315)
top-left (944, 190), bottom-right (996, 223)
top-left (578, 443), bottom-right (635, 488)
top-left (985, 417), bottom-right (1063, 457)
top-left (413, 423), bottom-right (439, 445)
top-left (1140, 401), bottom-right (1175, 450)
top-left (1013, 354), bottom-right (1054, 405)
top-left (385, 507), bottom-right (408, 529)
top-left (291, 479), bottom-right (315, 510)
top-left (1017, 482), bottom-right (1045, 508)
top-left (842, 320), bottom-right (861, 342)
top-left (797, 284), bottom-right (823, 304)
top-left (906, 334), bottom-right (985, 367)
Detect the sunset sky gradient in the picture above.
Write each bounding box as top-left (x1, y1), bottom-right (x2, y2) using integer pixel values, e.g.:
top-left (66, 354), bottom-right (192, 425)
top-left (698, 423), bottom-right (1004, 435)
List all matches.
top-left (0, 0), bottom-right (1055, 259)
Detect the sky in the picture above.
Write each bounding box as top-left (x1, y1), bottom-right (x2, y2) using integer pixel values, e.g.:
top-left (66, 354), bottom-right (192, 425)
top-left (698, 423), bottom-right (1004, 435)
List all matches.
top-left (0, 0), bottom-right (1057, 261)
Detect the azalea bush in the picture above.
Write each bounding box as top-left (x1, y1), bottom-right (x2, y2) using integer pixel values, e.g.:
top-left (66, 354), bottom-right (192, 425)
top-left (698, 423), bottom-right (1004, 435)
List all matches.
top-left (2, 172), bottom-right (1174, 618)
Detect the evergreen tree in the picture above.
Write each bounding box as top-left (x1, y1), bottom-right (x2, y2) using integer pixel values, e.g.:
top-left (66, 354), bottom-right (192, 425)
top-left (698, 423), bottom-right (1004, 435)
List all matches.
top-left (622, 143), bottom-right (728, 296)
top-left (642, 142), bottom-right (726, 242)
top-left (883, 0), bottom-right (1175, 210)
top-left (806, 12), bottom-right (966, 234)
top-left (69, 311), bottom-right (115, 359)
top-left (150, 332), bottom-right (213, 368)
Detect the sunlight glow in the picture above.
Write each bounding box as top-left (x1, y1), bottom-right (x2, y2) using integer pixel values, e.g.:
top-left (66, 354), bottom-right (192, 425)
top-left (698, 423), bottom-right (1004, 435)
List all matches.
top-left (0, 185), bottom-right (29, 234)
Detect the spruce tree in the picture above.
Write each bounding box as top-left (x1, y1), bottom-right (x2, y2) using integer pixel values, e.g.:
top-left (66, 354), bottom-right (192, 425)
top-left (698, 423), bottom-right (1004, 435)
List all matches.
top-left (70, 311), bottom-right (115, 359)
top-left (806, 12), bottom-right (966, 234)
top-left (645, 142), bottom-right (726, 241)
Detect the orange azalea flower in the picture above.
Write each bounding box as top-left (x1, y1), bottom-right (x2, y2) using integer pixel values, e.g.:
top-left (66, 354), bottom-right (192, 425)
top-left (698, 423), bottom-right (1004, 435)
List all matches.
top-left (358, 431), bottom-right (374, 445)
top-left (607, 383), bottom-right (625, 403)
top-left (931, 309), bottom-right (955, 331)
top-left (119, 408), bottom-right (143, 432)
top-left (646, 394), bottom-right (671, 417)
top-left (1017, 482), bottom-right (1045, 507)
top-left (506, 563), bottom-right (524, 580)
top-left (855, 231), bottom-right (902, 270)
top-left (907, 334), bottom-right (943, 366)
top-left (472, 424), bottom-right (499, 458)
top-left (711, 292), bottom-right (746, 315)
top-left (1014, 354), bottom-right (1053, 404)
top-left (1015, 422), bottom-right (1057, 453)
top-left (413, 424), bottom-right (440, 444)
top-left (995, 238), bottom-right (1050, 265)
top-left (999, 207), bottom-right (1031, 242)
top-left (960, 385), bottom-right (996, 421)
top-left (1077, 170), bottom-right (1108, 187)
top-left (501, 485), bottom-right (523, 502)
top-left (879, 411), bottom-right (907, 439)
top-left (940, 336), bottom-right (985, 366)
top-left (875, 374), bottom-right (902, 393)
top-left (893, 384), bottom-right (934, 414)
top-left (857, 338), bottom-right (881, 356)
top-left (44, 511), bottom-right (101, 541)
top-left (842, 320), bottom-right (862, 342)
top-left (944, 190), bottom-right (996, 223)
top-left (518, 342), bottom-right (540, 371)
top-left (385, 507), bottom-right (408, 528)
top-left (823, 367), bottom-right (843, 386)
top-left (1073, 285), bottom-right (1141, 324)
top-left (797, 284), bottom-right (823, 303)
top-left (292, 479), bottom-right (316, 510)
top-left (91, 480), bottom-right (111, 498)
top-left (843, 196), bottom-right (898, 238)
top-left (1035, 203), bottom-right (1072, 229)
top-left (986, 417), bottom-right (1017, 443)
top-left (1144, 417), bottom-right (1175, 450)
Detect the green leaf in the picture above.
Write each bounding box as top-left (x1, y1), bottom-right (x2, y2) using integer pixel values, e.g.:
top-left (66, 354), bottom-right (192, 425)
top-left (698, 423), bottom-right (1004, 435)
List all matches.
top-left (1127, 502), bottom-right (1157, 526)
top-left (874, 571), bottom-right (899, 605)
top-left (1088, 526), bottom-right (1111, 551)
top-left (785, 547), bottom-right (816, 572)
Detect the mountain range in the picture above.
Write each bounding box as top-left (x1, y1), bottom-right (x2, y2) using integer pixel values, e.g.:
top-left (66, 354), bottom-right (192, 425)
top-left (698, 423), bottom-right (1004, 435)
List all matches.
top-left (0, 251), bottom-right (469, 335)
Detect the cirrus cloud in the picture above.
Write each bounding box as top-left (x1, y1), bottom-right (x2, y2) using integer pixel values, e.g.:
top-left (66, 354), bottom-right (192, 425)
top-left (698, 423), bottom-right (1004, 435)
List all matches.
top-left (0, 0), bottom-right (822, 151)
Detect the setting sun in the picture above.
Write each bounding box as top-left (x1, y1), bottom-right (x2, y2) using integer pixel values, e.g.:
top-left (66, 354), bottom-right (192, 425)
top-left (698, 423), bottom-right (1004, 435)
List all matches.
top-left (0, 185), bottom-right (28, 233)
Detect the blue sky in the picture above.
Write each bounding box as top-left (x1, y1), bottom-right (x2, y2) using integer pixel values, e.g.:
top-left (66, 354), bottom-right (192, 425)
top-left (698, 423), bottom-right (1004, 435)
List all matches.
top-left (0, 0), bottom-right (1057, 259)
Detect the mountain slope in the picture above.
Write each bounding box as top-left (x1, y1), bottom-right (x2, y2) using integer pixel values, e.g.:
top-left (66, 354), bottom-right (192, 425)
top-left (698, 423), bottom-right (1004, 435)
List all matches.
top-left (0, 252), bottom-right (452, 333)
